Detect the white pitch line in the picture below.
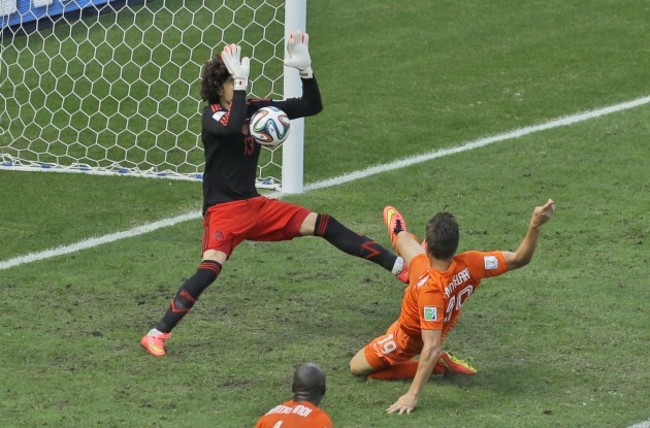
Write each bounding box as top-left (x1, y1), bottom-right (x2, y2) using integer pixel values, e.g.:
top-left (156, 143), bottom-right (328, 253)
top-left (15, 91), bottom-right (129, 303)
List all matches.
top-left (629, 420), bottom-right (650, 428)
top-left (2, 94), bottom-right (650, 272)
top-left (304, 95), bottom-right (650, 192)
top-left (0, 212), bottom-right (201, 270)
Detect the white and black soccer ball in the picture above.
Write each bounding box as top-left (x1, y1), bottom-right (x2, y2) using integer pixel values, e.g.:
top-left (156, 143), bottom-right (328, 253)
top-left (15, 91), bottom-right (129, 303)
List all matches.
top-left (249, 106), bottom-right (290, 147)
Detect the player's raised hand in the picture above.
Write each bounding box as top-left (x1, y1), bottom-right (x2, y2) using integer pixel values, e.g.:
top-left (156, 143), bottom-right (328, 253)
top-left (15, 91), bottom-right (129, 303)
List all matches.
top-left (285, 30), bottom-right (313, 78)
top-left (221, 43), bottom-right (250, 90)
top-left (530, 199), bottom-right (556, 229)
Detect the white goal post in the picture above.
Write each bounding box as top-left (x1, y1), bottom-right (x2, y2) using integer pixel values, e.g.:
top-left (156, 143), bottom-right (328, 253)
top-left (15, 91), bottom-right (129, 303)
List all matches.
top-left (0, 0), bottom-right (307, 193)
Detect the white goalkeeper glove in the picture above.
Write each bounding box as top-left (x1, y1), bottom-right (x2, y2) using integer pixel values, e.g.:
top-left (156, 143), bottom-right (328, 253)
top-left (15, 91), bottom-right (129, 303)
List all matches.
top-left (285, 30), bottom-right (313, 79)
top-left (221, 43), bottom-right (250, 91)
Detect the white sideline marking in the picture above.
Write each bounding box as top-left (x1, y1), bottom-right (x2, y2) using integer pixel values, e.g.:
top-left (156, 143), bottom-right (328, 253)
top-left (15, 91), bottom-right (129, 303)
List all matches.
top-left (0, 212), bottom-right (199, 270)
top-left (304, 95), bottom-right (650, 191)
top-left (1, 95), bottom-right (650, 272)
top-left (629, 420), bottom-right (650, 428)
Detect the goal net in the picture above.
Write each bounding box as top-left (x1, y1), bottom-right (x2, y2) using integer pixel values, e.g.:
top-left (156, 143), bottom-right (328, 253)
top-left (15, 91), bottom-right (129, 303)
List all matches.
top-left (0, 0), bottom-right (306, 191)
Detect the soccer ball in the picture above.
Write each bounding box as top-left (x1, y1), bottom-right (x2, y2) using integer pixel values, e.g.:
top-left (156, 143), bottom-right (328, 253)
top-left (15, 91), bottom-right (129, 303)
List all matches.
top-left (249, 106), bottom-right (290, 147)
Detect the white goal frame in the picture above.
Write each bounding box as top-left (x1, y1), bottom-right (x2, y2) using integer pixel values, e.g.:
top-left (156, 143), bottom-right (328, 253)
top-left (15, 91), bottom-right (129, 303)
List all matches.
top-left (0, 0), bottom-right (307, 193)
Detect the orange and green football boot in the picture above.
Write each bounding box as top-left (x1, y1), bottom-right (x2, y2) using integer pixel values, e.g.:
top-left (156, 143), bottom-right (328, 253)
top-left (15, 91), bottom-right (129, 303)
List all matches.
top-left (141, 332), bottom-right (172, 357)
top-left (434, 351), bottom-right (477, 376)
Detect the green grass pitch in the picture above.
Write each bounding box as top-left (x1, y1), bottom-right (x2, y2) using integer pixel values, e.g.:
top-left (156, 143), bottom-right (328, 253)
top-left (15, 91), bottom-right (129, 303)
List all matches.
top-left (1, 1), bottom-right (649, 427)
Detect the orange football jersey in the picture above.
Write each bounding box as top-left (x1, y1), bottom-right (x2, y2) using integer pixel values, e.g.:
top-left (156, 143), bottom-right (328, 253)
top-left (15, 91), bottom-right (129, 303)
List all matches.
top-left (399, 251), bottom-right (508, 341)
top-left (255, 400), bottom-right (332, 428)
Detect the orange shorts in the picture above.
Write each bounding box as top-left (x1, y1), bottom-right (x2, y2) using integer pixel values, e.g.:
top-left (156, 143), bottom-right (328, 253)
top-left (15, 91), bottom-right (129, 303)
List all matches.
top-left (363, 254), bottom-right (433, 369)
top-left (364, 320), bottom-right (424, 370)
top-left (202, 196), bottom-right (311, 257)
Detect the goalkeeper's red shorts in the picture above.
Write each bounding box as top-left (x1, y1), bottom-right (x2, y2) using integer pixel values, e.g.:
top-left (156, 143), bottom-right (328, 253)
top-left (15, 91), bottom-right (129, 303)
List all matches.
top-left (202, 196), bottom-right (311, 257)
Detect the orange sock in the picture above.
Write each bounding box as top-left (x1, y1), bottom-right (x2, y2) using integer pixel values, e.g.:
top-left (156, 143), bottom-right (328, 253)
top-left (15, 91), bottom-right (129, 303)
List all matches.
top-left (369, 359), bottom-right (447, 380)
top-left (369, 361), bottom-right (418, 380)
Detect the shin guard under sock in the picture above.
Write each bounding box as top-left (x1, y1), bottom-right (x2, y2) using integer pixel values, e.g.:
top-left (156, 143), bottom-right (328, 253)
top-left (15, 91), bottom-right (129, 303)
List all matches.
top-left (369, 359), bottom-right (450, 380)
top-left (314, 214), bottom-right (397, 272)
top-left (155, 260), bottom-right (222, 332)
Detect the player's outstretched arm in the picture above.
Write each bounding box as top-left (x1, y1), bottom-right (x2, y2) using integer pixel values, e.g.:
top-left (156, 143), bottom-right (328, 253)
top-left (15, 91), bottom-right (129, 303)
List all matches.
top-left (503, 199), bottom-right (555, 270)
top-left (387, 329), bottom-right (442, 415)
top-left (285, 30), bottom-right (313, 78)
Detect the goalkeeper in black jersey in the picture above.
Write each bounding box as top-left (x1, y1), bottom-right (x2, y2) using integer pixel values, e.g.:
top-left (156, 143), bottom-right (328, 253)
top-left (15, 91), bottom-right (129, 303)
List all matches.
top-left (141, 31), bottom-right (408, 357)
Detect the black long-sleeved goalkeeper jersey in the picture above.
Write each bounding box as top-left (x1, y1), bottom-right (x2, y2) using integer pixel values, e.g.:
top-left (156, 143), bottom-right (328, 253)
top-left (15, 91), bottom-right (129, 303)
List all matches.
top-left (200, 77), bottom-right (322, 213)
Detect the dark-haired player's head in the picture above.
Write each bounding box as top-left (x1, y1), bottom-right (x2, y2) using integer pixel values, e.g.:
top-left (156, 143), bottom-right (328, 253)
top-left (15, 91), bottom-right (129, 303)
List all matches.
top-left (200, 55), bottom-right (233, 106)
top-left (292, 362), bottom-right (327, 406)
top-left (425, 212), bottom-right (459, 259)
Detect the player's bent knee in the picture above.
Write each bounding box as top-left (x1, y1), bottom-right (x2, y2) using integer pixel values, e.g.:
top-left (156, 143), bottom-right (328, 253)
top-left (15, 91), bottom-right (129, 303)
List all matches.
top-left (349, 361), bottom-right (363, 376)
top-left (202, 249), bottom-right (228, 264)
top-left (349, 350), bottom-right (373, 377)
top-left (299, 212), bottom-right (318, 236)
top-left (350, 363), bottom-right (374, 377)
